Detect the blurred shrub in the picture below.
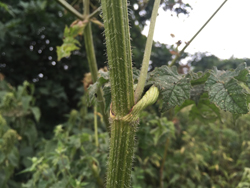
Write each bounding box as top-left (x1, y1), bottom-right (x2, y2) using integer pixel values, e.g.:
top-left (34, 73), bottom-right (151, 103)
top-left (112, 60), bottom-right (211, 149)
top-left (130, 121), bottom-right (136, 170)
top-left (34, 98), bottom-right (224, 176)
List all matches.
top-left (1, 79), bottom-right (250, 187)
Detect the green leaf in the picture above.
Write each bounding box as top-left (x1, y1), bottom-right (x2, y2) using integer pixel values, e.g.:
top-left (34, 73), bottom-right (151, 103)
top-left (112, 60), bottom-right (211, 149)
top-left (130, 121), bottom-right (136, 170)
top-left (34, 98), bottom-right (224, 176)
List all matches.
top-left (174, 99), bottom-right (195, 114)
top-left (205, 66), bottom-right (249, 114)
top-left (24, 121), bottom-right (38, 144)
top-left (56, 24), bottom-right (87, 61)
top-left (189, 93), bottom-right (222, 123)
top-left (30, 107), bottom-right (41, 122)
top-left (149, 65), bottom-right (190, 112)
top-left (0, 2), bottom-right (15, 17)
top-left (56, 37), bottom-right (80, 61)
top-left (132, 67), bottom-right (141, 84)
top-left (21, 96), bottom-right (32, 112)
top-left (7, 147), bottom-right (19, 167)
top-left (149, 117), bottom-right (174, 145)
top-left (87, 71), bottom-right (109, 106)
top-left (187, 71), bottom-right (210, 86)
top-left (190, 84), bottom-right (205, 104)
top-left (169, 174), bottom-right (180, 185)
top-left (64, 25), bottom-right (85, 38)
top-left (103, 85), bottom-right (111, 112)
top-left (50, 179), bottom-right (68, 188)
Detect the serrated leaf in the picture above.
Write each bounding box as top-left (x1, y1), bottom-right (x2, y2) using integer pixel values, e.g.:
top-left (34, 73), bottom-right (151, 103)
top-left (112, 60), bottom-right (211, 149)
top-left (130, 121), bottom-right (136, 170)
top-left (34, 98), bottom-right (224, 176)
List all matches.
top-left (205, 67), bottom-right (249, 114)
top-left (149, 65), bottom-right (190, 112)
top-left (56, 37), bottom-right (80, 61)
top-left (189, 93), bottom-right (222, 123)
top-left (187, 71), bottom-right (210, 86)
top-left (190, 84), bottom-right (205, 104)
top-left (174, 99), bottom-right (195, 114)
top-left (57, 25), bottom-right (85, 61)
top-left (64, 25), bottom-right (85, 38)
top-left (212, 62), bottom-right (248, 83)
top-left (233, 62), bottom-right (249, 81)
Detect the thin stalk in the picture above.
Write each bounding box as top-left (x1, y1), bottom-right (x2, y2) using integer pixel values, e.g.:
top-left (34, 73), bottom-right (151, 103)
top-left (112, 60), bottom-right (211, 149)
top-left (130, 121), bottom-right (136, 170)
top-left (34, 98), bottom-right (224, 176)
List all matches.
top-left (101, 0), bottom-right (135, 187)
top-left (57, 0), bottom-right (102, 21)
top-left (56, 0), bottom-right (84, 20)
top-left (57, 0), bottom-right (109, 130)
top-left (169, 0), bottom-right (228, 67)
top-left (87, 7), bottom-right (101, 20)
top-left (83, 0), bottom-right (110, 131)
top-left (83, 0), bottom-right (89, 16)
top-left (160, 138), bottom-right (170, 188)
top-left (94, 104), bottom-right (99, 147)
top-left (134, 0), bottom-right (161, 103)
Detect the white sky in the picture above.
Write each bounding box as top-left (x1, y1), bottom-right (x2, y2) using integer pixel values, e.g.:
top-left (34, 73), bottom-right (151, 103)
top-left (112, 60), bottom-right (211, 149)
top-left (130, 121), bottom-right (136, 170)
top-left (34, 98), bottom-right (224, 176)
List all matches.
top-left (142, 0), bottom-right (250, 60)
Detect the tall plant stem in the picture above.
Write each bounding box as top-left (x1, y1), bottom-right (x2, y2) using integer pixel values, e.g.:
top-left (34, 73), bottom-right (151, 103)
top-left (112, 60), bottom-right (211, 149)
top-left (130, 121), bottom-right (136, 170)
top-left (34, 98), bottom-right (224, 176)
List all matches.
top-left (169, 0), bottom-right (228, 67)
top-left (101, 0), bottom-right (135, 187)
top-left (134, 0), bottom-right (161, 103)
top-left (83, 0), bottom-right (110, 131)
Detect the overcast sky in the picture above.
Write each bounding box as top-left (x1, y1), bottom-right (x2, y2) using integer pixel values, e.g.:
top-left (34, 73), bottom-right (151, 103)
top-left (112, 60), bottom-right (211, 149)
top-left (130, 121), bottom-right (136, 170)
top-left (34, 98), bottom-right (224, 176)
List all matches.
top-left (142, 0), bottom-right (250, 60)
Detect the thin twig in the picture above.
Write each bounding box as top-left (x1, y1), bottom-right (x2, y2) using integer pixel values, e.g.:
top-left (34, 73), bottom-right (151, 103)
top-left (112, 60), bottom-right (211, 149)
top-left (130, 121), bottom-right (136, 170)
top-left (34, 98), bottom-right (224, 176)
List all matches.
top-left (169, 0), bottom-right (228, 67)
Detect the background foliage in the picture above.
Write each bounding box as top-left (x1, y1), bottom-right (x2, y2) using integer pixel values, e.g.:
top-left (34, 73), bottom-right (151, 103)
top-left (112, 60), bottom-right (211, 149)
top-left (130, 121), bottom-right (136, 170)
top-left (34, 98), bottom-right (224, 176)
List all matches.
top-left (1, 0), bottom-right (250, 187)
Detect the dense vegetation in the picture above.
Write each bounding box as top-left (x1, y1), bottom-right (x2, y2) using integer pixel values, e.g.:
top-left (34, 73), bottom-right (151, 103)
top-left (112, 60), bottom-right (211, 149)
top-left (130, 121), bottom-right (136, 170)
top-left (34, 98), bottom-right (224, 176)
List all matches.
top-left (1, 0), bottom-right (250, 188)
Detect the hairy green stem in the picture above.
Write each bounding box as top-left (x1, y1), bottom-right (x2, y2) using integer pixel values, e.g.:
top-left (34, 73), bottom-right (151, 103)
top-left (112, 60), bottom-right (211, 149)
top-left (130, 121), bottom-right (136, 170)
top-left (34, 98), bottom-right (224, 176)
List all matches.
top-left (101, 0), bottom-right (134, 116)
top-left (56, 0), bottom-right (84, 20)
top-left (101, 0), bottom-right (135, 187)
top-left (169, 0), bottom-right (228, 67)
top-left (83, 0), bottom-right (110, 131)
top-left (134, 0), bottom-right (161, 103)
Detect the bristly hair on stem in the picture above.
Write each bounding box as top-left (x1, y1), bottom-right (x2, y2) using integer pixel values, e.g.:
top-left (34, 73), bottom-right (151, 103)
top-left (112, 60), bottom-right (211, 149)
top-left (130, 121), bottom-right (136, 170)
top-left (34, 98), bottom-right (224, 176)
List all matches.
top-left (101, 0), bottom-right (135, 187)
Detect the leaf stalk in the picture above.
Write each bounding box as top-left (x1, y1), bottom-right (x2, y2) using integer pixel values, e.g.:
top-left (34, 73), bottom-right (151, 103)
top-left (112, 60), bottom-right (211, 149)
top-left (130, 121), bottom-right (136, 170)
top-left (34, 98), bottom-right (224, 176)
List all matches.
top-left (169, 0), bottom-right (228, 67)
top-left (56, 0), bottom-right (84, 20)
top-left (134, 0), bottom-right (161, 103)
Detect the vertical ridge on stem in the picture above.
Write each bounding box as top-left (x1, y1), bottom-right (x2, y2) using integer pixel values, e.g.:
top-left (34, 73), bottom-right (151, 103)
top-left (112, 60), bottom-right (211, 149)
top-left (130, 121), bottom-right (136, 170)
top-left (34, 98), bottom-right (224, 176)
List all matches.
top-left (101, 0), bottom-right (134, 116)
top-left (101, 0), bottom-right (136, 187)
